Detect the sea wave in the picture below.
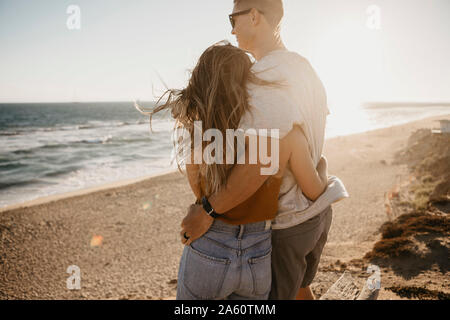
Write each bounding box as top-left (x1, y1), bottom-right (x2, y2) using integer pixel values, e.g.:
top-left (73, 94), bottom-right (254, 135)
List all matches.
top-left (0, 162), bottom-right (27, 170)
top-left (0, 179), bottom-right (43, 191)
top-left (79, 135), bottom-right (113, 144)
top-left (0, 118), bottom-right (172, 137)
top-left (0, 131), bottom-right (21, 136)
top-left (5, 135), bottom-right (155, 156)
top-left (0, 164), bottom-right (82, 190)
top-left (42, 165), bottom-right (82, 178)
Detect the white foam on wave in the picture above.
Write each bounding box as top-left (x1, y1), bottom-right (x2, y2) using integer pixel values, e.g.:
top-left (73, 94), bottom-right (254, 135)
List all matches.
top-left (0, 157), bottom-right (177, 208)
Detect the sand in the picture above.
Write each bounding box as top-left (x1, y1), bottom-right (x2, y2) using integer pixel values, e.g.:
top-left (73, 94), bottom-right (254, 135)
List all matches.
top-left (0, 114), bottom-right (448, 300)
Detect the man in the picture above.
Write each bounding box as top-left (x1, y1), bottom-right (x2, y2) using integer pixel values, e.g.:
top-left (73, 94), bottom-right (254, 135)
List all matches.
top-left (180, 0), bottom-right (347, 300)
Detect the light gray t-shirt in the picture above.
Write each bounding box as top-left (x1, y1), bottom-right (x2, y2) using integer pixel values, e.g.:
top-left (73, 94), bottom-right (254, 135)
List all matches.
top-left (239, 49), bottom-right (347, 229)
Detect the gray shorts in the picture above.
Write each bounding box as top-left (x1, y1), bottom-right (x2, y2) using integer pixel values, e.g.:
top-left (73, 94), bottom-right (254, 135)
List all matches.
top-left (269, 206), bottom-right (332, 300)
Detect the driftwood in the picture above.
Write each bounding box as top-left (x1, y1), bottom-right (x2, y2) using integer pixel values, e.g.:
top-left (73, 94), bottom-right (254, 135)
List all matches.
top-left (319, 271), bottom-right (380, 300)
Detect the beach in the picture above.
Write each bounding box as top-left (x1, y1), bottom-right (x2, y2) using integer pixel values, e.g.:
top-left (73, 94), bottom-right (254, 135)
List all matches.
top-left (0, 114), bottom-right (448, 300)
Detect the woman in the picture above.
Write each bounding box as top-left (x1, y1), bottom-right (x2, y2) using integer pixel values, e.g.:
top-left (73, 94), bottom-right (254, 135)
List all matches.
top-left (137, 41), bottom-right (328, 300)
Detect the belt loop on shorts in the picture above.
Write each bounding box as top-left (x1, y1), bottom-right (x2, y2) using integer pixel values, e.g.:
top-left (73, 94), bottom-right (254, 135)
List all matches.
top-left (237, 225), bottom-right (245, 239)
top-left (264, 220), bottom-right (271, 231)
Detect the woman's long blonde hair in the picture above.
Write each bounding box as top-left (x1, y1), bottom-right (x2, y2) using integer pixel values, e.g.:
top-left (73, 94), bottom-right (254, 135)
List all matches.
top-left (137, 41), bottom-right (275, 197)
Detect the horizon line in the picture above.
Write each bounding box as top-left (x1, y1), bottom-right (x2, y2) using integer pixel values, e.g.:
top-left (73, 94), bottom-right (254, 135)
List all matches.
top-left (1, 100), bottom-right (450, 106)
top-left (0, 100), bottom-right (157, 104)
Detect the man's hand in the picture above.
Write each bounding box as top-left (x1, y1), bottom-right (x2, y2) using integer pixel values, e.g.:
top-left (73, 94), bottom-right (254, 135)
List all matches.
top-left (180, 204), bottom-right (214, 246)
top-left (317, 155), bottom-right (328, 183)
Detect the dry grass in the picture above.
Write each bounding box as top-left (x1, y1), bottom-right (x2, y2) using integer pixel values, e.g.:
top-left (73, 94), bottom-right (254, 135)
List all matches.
top-left (386, 286), bottom-right (450, 300)
top-left (364, 129), bottom-right (450, 298)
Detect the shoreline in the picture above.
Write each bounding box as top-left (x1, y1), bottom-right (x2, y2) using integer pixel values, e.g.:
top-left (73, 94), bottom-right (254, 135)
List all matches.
top-left (0, 168), bottom-right (178, 213)
top-left (1, 114), bottom-right (448, 214)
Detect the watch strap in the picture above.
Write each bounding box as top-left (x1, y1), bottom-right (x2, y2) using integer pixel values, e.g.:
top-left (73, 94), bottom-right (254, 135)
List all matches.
top-left (201, 196), bottom-right (221, 218)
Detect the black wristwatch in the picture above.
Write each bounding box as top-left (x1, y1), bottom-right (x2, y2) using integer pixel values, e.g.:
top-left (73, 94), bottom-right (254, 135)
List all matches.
top-left (201, 196), bottom-right (221, 218)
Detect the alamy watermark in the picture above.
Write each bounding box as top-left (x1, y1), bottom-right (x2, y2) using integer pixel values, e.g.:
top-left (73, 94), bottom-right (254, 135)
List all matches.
top-left (366, 4), bottom-right (382, 30)
top-left (366, 264), bottom-right (381, 290)
top-left (171, 121), bottom-right (280, 175)
top-left (66, 5), bottom-right (81, 30)
top-left (66, 265), bottom-right (81, 290)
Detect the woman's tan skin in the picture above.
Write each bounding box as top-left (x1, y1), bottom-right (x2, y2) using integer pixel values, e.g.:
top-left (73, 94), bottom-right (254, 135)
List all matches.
top-left (185, 126), bottom-right (328, 214)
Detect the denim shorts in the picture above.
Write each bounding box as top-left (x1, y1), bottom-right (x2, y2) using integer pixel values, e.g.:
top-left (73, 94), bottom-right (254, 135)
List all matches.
top-left (176, 219), bottom-right (272, 300)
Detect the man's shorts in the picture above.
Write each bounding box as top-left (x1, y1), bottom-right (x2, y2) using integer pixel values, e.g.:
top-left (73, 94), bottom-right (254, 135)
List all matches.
top-left (269, 205), bottom-right (333, 300)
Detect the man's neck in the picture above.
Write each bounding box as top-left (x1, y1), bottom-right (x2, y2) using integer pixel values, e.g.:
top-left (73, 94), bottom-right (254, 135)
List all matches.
top-left (251, 35), bottom-right (286, 61)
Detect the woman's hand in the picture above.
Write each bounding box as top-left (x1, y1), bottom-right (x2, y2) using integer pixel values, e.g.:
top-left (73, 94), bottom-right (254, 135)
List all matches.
top-left (180, 204), bottom-right (214, 246)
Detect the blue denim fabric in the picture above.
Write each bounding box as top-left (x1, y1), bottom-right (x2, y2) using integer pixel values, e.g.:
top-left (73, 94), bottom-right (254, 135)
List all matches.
top-left (176, 219), bottom-right (272, 300)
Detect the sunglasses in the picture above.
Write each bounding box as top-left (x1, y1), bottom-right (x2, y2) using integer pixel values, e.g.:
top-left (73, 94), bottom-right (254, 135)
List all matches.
top-left (228, 8), bottom-right (264, 29)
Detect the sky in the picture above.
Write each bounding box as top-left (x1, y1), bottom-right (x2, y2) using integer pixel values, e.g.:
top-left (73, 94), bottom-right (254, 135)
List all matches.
top-left (0, 0), bottom-right (449, 107)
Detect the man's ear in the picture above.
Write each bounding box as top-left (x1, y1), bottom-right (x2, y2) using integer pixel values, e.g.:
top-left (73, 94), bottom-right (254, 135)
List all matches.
top-left (250, 8), bottom-right (261, 26)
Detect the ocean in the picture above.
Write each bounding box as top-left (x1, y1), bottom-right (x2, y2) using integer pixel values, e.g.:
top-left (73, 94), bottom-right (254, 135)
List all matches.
top-left (0, 102), bottom-right (449, 208)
